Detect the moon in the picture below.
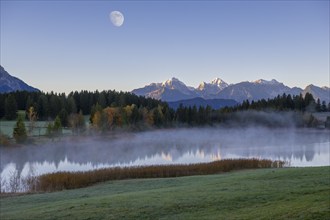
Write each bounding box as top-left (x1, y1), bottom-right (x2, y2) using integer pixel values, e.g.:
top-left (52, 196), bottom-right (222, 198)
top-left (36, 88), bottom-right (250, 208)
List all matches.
top-left (110, 11), bottom-right (124, 27)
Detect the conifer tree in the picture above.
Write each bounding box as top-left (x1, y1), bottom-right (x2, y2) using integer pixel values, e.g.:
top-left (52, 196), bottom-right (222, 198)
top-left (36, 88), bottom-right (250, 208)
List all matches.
top-left (13, 114), bottom-right (27, 143)
top-left (53, 116), bottom-right (63, 136)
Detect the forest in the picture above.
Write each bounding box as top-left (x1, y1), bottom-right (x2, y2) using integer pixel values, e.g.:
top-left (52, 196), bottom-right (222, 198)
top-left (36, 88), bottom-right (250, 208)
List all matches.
top-left (0, 90), bottom-right (329, 139)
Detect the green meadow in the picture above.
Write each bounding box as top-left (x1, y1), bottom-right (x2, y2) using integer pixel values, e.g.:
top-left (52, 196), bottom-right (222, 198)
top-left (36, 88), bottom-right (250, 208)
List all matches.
top-left (1, 167), bottom-right (329, 220)
top-left (0, 120), bottom-right (73, 139)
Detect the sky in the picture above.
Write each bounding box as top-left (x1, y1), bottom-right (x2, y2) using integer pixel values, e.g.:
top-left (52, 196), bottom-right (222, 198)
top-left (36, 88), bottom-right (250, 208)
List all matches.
top-left (1, 0), bottom-right (329, 94)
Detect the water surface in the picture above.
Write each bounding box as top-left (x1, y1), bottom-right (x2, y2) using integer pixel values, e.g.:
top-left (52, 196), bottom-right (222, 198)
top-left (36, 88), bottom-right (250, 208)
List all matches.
top-left (1, 127), bottom-right (329, 182)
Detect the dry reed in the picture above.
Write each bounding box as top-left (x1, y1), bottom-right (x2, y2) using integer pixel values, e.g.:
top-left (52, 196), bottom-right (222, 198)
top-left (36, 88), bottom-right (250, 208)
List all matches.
top-left (33, 159), bottom-right (284, 192)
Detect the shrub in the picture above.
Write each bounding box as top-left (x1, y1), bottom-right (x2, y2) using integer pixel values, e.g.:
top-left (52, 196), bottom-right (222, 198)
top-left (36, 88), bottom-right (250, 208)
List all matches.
top-left (0, 133), bottom-right (11, 146)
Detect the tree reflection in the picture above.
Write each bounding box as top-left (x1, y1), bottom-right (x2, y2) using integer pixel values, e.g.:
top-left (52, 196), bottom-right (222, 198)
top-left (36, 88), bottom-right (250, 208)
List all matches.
top-left (1, 128), bottom-right (329, 177)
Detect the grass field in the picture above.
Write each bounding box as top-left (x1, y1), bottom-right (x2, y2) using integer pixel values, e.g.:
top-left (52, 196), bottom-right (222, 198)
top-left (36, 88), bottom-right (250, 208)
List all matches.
top-left (1, 167), bottom-right (329, 219)
top-left (0, 115), bottom-right (91, 139)
top-left (0, 120), bottom-right (72, 138)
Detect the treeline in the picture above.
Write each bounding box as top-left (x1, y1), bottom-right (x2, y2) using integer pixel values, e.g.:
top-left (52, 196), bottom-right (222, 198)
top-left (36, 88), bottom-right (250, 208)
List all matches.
top-left (1, 91), bottom-right (329, 132)
top-left (221, 93), bottom-right (330, 113)
top-left (0, 90), bottom-right (163, 121)
top-left (168, 93), bottom-right (330, 126)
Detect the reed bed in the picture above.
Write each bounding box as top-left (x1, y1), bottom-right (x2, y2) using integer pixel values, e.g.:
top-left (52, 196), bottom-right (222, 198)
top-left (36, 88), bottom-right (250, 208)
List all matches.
top-left (32, 159), bottom-right (284, 192)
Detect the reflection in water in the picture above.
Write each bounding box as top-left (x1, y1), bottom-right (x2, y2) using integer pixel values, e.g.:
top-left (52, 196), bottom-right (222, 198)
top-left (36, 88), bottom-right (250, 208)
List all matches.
top-left (161, 152), bottom-right (173, 161)
top-left (1, 128), bottom-right (329, 184)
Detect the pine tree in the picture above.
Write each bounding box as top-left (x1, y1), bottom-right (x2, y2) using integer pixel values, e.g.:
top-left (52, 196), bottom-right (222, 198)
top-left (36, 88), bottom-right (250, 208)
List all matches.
top-left (13, 114), bottom-right (27, 143)
top-left (53, 116), bottom-right (63, 136)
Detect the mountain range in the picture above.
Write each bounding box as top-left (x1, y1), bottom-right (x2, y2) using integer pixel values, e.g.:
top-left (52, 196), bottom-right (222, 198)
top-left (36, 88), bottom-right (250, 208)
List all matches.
top-left (1, 65), bottom-right (328, 105)
top-left (0, 66), bottom-right (39, 93)
top-left (132, 77), bottom-right (330, 103)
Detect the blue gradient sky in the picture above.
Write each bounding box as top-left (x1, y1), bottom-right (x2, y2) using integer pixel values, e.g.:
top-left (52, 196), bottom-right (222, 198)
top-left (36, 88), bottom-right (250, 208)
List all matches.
top-left (1, 1), bottom-right (329, 94)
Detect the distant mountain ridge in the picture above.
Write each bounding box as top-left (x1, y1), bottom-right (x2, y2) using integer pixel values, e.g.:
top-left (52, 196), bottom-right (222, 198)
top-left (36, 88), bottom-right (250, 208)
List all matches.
top-left (0, 66), bottom-right (39, 93)
top-left (132, 77), bottom-right (329, 103)
top-left (216, 80), bottom-right (301, 102)
top-left (302, 84), bottom-right (330, 103)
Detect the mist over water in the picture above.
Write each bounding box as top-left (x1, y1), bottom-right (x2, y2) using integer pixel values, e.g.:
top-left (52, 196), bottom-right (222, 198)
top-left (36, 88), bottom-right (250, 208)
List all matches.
top-left (1, 127), bottom-right (329, 183)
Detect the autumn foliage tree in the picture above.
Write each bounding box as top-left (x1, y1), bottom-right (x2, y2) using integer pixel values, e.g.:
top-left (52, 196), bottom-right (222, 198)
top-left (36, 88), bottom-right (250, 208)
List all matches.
top-left (27, 106), bottom-right (37, 135)
top-left (68, 111), bottom-right (85, 135)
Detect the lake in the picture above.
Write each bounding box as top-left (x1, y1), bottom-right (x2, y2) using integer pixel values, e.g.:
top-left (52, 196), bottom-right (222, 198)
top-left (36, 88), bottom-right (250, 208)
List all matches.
top-left (1, 127), bottom-right (329, 185)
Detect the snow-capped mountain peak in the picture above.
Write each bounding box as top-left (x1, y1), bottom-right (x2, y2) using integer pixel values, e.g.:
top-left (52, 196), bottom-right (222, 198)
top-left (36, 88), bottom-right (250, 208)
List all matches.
top-left (197, 82), bottom-right (207, 90)
top-left (161, 77), bottom-right (193, 95)
top-left (254, 79), bottom-right (280, 85)
top-left (131, 76), bottom-right (199, 101)
top-left (211, 78), bottom-right (228, 89)
top-left (196, 78), bottom-right (228, 98)
top-left (197, 77), bottom-right (228, 90)
top-left (132, 76), bottom-right (328, 103)
top-left (161, 77), bottom-right (185, 88)
top-left (211, 78), bottom-right (226, 85)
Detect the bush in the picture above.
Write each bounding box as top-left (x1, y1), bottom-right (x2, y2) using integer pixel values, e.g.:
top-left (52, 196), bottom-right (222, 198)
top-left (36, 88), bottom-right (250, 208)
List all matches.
top-left (0, 133), bottom-right (11, 146)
